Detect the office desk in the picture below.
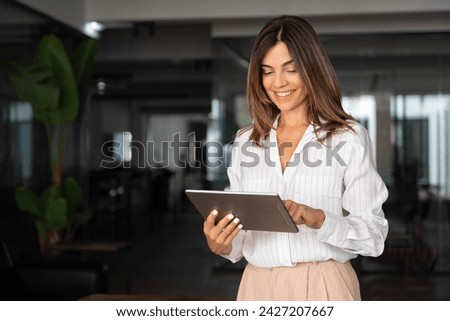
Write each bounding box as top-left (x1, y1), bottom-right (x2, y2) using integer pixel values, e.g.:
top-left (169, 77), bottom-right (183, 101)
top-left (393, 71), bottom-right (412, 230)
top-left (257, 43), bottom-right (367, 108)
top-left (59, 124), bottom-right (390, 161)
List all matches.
top-left (48, 242), bottom-right (131, 293)
top-left (48, 242), bottom-right (130, 253)
top-left (80, 294), bottom-right (233, 301)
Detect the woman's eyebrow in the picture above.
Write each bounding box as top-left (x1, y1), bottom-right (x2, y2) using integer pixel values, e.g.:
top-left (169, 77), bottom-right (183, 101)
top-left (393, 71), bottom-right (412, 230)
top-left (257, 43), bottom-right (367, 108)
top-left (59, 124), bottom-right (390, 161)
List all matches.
top-left (261, 60), bottom-right (295, 68)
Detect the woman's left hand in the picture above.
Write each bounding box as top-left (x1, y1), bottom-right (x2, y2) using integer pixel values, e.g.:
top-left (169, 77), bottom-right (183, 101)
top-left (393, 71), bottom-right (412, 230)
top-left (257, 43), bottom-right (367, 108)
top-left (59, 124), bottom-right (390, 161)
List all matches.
top-left (284, 200), bottom-right (325, 229)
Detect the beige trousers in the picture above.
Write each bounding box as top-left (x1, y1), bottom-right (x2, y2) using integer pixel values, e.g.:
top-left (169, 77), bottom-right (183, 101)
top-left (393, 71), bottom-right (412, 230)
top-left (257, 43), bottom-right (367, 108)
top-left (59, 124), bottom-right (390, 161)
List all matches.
top-left (237, 260), bottom-right (361, 301)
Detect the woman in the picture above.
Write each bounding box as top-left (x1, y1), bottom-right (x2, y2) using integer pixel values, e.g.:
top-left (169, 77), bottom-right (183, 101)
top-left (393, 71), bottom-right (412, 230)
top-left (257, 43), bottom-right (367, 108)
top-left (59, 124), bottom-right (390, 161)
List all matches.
top-left (203, 15), bottom-right (388, 301)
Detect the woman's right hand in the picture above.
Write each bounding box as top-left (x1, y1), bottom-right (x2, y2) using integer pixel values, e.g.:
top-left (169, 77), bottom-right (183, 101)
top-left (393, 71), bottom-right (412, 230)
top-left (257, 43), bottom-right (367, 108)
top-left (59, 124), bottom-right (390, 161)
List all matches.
top-left (203, 209), bottom-right (243, 255)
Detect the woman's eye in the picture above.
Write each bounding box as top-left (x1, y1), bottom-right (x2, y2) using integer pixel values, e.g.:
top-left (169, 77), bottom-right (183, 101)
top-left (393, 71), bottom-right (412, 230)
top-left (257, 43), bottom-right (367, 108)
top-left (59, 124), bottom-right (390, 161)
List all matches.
top-left (262, 70), bottom-right (273, 76)
top-left (286, 69), bottom-right (297, 74)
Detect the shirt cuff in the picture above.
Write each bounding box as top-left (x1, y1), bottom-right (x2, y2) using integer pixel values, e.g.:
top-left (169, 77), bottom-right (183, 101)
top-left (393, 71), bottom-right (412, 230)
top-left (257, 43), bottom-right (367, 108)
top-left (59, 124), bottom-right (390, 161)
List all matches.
top-left (315, 210), bottom-right (350, 248)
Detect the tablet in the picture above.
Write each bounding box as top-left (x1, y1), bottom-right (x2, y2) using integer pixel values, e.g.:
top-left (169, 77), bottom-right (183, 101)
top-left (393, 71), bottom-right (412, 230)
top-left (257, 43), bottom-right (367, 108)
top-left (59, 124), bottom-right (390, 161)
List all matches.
top-left (185, 189), bottom-right (299, 233)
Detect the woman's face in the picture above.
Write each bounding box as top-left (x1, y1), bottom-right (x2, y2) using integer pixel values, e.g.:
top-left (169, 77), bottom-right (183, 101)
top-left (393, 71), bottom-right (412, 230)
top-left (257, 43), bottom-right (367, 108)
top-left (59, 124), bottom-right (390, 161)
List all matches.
top-left (261, 42), bottom-right (307, 113)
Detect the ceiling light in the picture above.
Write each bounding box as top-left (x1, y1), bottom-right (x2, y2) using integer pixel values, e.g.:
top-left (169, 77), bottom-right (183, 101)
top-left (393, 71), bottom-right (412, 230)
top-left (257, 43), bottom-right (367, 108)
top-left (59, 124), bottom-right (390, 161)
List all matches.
top-left (83, 21), bottom-right (105, 39)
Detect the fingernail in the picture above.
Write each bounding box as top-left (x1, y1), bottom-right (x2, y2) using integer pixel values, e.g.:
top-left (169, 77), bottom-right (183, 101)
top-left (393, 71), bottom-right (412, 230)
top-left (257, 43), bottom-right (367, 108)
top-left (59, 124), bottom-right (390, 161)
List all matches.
top-left (226, 213), bottom-right (234, 220)
top-left (212, 210), bottom-right (218, 216)
top-left (233, 218), bottom-right (240, 224)
top-left (238, 224), bottom-right (243, 229)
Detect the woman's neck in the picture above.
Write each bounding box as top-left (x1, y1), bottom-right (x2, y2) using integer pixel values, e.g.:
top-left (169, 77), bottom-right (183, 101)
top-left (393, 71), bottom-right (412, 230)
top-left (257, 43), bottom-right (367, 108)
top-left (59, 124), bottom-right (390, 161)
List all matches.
top-left (278, 109), bottom-right (309, 130)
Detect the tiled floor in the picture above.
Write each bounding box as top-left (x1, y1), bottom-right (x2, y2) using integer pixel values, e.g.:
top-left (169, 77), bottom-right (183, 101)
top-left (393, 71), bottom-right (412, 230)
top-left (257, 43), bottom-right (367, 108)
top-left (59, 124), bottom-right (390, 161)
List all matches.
top-left (102, 202), bottom-right (450, 301)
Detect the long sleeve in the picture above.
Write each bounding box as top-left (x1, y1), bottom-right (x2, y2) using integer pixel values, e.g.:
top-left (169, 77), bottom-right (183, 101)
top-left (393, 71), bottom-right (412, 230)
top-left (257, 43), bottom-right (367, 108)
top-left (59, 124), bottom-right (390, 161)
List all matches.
top-left (315, 125), bottom-right (389, 257)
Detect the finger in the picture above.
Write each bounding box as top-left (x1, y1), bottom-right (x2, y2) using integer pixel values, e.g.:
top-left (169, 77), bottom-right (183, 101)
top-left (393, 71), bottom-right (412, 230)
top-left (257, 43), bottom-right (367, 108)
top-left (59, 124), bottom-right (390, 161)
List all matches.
top-left (285, 203), bottom-right (296, 216)
top-left (216, 216), bottom-right (240, 243)
top-left (203, 210), bottom-right (218, 233)
top-left (284, 200), bottom-right (292, 208)
top-left (224, 217), bottom-right (240, 234)
top-left (205, 210), bottom-right (221, 229)
top-left (292, 212), bottom-right (302, 224)
top-left (216, 213), bottom-right (235, 231)
top-left (208, 213), bottom-right (235, 240)
top-left (288, 206), bottom-right (302, 223)
top-left (284, 200), bottom-right (295, 211)
top-left (224, 223), bottom-right (243, 245)
top-left (205, 209), bottom-right (219, 224)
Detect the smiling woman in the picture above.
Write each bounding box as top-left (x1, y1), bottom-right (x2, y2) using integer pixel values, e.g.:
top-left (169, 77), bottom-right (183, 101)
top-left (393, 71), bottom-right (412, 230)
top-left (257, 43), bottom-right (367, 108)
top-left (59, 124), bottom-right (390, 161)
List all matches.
top-left (201, 15), bottom-right (389, 301)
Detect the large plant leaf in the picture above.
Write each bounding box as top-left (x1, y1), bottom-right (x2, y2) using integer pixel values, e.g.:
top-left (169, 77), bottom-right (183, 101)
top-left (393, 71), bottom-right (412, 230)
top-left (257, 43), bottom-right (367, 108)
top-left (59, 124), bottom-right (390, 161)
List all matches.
top-left (45, 196), bottom-right (68, 229)
top-left (41, 184), bottom-right (61, 205)
top-left (35, 220), bottom-right (47, 237)
top-left (40, 184), bottom-right (67, 229)
top-left (9, 64), bottom-right (60, 123)
top-left (71, 38), bottom-right (97, 104)
top-left (34, 35), bottom-right (79, 124)
top-left (17, 64), bottom-right (53, 83)
top-left (63, 176), bottom-right (83, 211)
top-left (14, 187), bottom-right (41, 217)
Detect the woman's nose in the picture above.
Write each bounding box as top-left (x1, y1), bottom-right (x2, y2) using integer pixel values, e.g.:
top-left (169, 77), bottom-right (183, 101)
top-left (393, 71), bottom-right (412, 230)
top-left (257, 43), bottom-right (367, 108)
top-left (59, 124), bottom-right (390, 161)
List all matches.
top-left (273, 72), bottom-right (287, 87)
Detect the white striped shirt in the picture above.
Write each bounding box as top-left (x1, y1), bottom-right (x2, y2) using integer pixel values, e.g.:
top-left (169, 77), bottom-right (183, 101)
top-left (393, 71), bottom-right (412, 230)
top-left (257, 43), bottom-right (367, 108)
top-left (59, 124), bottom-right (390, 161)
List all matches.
top-left (223, 118), bottom-right (389, 268)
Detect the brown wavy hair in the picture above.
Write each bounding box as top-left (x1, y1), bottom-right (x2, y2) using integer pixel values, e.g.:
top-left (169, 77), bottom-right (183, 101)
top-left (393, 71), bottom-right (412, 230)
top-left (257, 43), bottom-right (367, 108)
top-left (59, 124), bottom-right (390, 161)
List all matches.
top-left (244, 15), bottom-right (354, 144)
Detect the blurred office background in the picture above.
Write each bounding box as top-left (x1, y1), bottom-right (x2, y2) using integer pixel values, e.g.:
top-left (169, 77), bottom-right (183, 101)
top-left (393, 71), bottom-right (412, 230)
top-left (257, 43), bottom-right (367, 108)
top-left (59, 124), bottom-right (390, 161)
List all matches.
top-left (1, 0), bottom-right (450, 300)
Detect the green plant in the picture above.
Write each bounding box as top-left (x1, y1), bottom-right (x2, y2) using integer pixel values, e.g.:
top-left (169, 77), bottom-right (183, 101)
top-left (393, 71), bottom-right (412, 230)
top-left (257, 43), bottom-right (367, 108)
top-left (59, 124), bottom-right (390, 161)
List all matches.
top-left (15, 176), bottom-right (91, 242)
top-left (9, 34), bottom-right (97, 243)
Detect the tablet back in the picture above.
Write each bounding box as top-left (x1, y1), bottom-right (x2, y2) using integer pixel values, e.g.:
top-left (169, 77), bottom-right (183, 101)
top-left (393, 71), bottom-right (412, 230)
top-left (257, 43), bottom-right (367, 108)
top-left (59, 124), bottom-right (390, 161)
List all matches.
top-left (185, 189), bottom-right (299, 233)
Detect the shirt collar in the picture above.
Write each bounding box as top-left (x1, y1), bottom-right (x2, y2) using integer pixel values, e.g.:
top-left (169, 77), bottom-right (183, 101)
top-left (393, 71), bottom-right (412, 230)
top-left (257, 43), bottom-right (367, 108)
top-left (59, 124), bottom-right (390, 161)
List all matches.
top-left (271, 114), bottom-right (281, 130)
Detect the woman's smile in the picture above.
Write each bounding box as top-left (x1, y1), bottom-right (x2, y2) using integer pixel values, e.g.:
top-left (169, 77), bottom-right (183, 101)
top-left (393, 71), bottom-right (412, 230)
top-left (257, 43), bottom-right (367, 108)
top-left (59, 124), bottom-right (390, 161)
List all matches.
top-left (274, 90), bottom-right (295, 98)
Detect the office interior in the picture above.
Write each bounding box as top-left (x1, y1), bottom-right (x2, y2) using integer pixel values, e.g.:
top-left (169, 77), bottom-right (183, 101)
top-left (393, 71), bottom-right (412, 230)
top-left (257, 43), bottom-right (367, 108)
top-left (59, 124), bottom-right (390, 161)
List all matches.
top-left (1, 0), bottom-right (450, 300)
